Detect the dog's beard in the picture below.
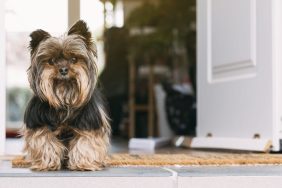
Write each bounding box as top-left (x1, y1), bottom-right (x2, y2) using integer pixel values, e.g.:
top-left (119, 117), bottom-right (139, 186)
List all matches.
top-left (53, 79), bottom-right (79, 107)
top-left (37, 64), bottom-right (93, 108)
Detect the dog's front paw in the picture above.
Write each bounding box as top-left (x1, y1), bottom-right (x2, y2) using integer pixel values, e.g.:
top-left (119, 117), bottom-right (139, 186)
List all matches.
top-left (68, 160), bottom-right (103, 171)
top-left (30, 156), bottom-right (62, 171)
top-left (67, 147), bottom-right (105, 171)
top-left (67, 131), bottom-right (109, 171)
top-left (24, 128), bottom-right (66, 171)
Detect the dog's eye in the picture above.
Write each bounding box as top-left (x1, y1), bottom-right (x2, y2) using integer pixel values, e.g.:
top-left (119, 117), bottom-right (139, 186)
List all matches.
top-left (48, 58), bottom-right (56, 65)
top-left (70, 57), bottom-right (77, 64)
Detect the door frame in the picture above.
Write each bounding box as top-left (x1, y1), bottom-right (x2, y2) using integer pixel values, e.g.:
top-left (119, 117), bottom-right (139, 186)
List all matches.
top-left (0, 0), bottom-right (6, 155)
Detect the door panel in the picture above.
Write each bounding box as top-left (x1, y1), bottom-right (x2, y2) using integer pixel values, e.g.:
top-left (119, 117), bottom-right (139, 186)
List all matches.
top-left (209, 0), bottom-right (256, 81)
top-left (196, 0), bottom-right (281, 151)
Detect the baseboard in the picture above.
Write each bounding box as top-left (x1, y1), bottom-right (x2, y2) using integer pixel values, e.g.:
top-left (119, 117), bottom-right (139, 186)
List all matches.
top-left (191, 137), bottom-right (272, 152)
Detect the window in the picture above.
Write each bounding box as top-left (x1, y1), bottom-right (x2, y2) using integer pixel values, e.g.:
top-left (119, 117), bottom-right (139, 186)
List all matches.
top-left (4, 0), bottom-right (67, 154)
top-left (1, 0), bottom-right (125, 155)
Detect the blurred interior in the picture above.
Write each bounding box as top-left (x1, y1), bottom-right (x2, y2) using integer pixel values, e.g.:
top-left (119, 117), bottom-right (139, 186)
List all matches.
top-left (5, 0), bottom-right (196, 154)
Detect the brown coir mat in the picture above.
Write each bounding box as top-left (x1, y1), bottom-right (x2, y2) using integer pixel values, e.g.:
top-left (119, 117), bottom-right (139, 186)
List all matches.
top-left (11, 152), bottom-right (282, 168)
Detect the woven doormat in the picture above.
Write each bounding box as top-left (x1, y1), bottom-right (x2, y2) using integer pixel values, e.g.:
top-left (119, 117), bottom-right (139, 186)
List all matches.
top-left (12, 152), bottom-right (282, 168)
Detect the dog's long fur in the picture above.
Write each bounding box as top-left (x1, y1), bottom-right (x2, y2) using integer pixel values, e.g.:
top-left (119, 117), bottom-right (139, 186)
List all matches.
top-left (23, 20), bottom-right (111, 171)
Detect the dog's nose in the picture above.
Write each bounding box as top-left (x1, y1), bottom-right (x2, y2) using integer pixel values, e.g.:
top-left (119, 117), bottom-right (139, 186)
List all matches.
top-left (59, 67), bottom-right (68, 76)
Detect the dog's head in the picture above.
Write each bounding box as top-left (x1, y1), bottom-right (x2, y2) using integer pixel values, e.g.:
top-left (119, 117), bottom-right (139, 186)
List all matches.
top-left (28, 20), bottom-right (97, 108)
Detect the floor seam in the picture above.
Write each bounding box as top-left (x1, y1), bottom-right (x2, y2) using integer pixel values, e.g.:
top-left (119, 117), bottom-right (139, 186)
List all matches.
top-left (162, 167), bottom-right (178, 188)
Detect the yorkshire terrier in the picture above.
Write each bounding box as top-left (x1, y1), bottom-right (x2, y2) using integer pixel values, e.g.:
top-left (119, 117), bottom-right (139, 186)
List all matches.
top-left (23, 20), bottom-right (111, 171)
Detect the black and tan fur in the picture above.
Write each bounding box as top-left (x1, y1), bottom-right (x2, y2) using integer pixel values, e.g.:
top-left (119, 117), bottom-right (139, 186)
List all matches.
top-left (23, 20), bottom-right (111, 171)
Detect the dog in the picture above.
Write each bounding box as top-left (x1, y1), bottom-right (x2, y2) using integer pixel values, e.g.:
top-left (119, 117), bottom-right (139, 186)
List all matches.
top-left (23, 20), bottom-right (111, 171)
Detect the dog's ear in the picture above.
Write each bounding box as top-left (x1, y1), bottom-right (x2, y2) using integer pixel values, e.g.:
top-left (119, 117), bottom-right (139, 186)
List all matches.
top-left (29, 29), bottom-right (50, 54)
top-left (68, 20), bottom-right (92, 45)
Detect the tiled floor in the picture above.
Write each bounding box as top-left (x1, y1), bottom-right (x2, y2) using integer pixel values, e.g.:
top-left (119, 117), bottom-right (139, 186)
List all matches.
top-left (2, 138), bottom-right (282, 188)
top-left (3, 160), bottom-right (282, 188)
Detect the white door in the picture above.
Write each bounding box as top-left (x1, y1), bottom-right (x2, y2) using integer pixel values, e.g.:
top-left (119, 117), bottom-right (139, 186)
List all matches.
top-left (193, 0), bottom-right (282, 151)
